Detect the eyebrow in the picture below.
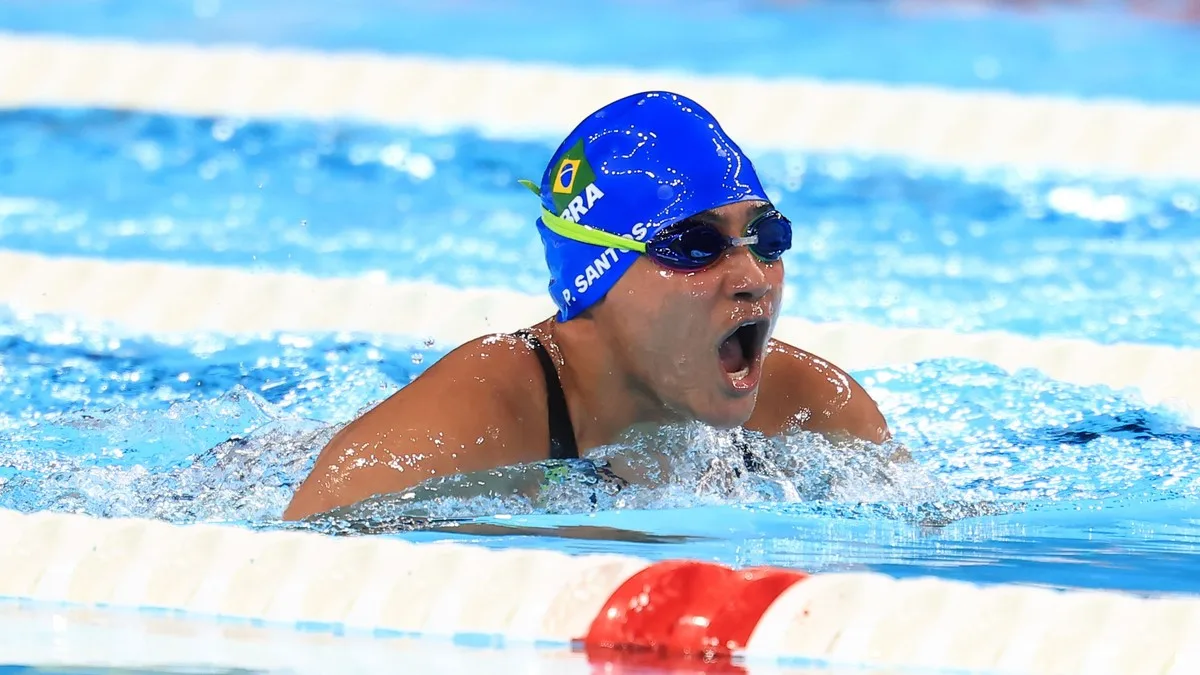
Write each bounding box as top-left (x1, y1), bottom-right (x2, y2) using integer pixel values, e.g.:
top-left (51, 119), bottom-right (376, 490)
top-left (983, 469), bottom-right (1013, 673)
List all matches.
top-left (678, 211), bottom-right (722, 227)
top-left (679, 201), bottom-right (773, 227)
top-left (747, 202), bottom-right (774, 217)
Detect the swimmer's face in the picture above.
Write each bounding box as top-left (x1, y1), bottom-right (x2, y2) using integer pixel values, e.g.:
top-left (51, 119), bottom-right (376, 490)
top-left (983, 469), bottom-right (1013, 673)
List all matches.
top-left (595, 200), bottom-right (783, 428)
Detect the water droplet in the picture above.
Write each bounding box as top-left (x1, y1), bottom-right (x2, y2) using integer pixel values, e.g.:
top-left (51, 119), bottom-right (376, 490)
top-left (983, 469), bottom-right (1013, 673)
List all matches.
top-left (411, 353), bottom-right (424, 365)
top-left (210, 119), bottom-right (235, 142)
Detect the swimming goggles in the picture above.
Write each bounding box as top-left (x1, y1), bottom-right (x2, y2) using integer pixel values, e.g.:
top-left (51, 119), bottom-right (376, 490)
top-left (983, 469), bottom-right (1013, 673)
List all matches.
top-left (519, 179), bottom-right (793, 272)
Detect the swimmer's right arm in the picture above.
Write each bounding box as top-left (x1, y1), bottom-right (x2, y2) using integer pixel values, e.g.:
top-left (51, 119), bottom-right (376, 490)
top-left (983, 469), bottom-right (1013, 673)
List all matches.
top-left (282, 338), bottom-right (548, 521)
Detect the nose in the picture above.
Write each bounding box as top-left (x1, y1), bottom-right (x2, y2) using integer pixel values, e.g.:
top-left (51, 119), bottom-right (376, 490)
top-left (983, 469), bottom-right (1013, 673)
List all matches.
top-left (721, 247), bottom-right (773, 302)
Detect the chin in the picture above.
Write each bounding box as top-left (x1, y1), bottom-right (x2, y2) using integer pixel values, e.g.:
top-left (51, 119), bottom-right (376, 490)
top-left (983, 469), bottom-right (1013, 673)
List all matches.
top-left (695, 398), bottom-right (757, 430)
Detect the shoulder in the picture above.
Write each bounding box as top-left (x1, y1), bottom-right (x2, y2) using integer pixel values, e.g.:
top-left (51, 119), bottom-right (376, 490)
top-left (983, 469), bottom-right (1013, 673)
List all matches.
top-left (745, 338), bottom-right (891, 444)
top-left (400, 330), bottom-right (545, 414)
top-left (282, 329), bottom-right (552, 520)
top-left (335, 328), bottom-right (553, 470)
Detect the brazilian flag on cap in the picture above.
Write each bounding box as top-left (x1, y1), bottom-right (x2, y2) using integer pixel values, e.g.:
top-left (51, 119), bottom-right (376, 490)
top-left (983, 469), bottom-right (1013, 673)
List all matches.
top-left (549, 140), bottom-right (596, 215)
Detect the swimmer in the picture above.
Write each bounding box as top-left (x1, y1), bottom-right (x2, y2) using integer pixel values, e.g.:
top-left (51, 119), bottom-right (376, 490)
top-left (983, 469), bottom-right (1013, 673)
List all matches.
top-left (283, 91), bottom-right (896, 521)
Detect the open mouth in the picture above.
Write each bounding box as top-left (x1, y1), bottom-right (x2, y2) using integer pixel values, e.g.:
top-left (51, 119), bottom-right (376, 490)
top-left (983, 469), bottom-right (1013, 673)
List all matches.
top-left (717, 319), bottom-right (769, 385)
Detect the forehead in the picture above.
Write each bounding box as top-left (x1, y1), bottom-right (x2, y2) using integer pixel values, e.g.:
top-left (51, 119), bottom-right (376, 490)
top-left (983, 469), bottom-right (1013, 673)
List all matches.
top-left (684, 200), bottom-right (772, 226)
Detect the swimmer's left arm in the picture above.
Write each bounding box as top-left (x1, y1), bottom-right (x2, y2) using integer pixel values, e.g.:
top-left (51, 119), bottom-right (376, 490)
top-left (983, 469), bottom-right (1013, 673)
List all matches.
top-left (747, 339), bottom-right (900, 452)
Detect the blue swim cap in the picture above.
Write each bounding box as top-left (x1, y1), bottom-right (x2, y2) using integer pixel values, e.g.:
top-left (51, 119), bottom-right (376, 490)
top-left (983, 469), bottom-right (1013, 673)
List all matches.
top-left (531, 91), bottom-right (770, 321)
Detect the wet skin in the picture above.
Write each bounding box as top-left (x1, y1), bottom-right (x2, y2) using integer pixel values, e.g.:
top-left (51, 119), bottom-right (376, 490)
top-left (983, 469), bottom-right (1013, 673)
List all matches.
top-left (284, 201), bottom-right (893, 521)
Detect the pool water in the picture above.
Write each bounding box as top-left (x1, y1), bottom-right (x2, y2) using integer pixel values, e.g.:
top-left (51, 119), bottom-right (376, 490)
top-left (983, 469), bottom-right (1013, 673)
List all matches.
top-left (3, 307), bottom-right (1199, 594)
top-left (2, 109), bottom-right (1199, 346)
top-left (2, 0), bottom-right (1200, 669)
top-left (4, 0), bottom-right (1200, 102)
top-left (0, 599), bottom-right (737, 675)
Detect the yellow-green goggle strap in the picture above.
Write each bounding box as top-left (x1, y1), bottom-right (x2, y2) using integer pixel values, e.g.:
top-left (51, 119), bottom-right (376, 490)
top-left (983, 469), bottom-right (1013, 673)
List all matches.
top-left (518, 179), bottom-right (648, 254)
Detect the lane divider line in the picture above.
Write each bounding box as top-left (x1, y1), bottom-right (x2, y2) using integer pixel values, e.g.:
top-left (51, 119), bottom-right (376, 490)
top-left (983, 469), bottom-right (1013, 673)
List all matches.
top-left (2, 249), bottom-right (1196, 421)
top-left (1, 507), bottom-right (1198, 674)
top-left (1, 32), bottom-right (1199, 179)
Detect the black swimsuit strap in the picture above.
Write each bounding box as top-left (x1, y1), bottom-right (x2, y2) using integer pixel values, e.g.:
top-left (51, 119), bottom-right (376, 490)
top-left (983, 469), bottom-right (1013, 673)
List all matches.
top-left (515, 329), bottom-right (579, 461)
top-left (734, 429), bottom-right (764, 473)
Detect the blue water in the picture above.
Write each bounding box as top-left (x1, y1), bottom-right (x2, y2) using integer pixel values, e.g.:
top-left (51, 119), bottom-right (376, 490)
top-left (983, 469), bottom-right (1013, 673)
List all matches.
top-left (3, 109), bottom-right (1199, 346)
top-left (2, 0), bottom-right (1200, 644)
top-left (3, 310), bottom-right (1200, 595)
top-left (2, 0), bottom-right (1200, 102)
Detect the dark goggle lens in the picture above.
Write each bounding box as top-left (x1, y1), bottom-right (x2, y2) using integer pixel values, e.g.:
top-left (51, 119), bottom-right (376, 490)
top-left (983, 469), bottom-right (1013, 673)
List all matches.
top-left (648, 225), bottom-right (727, 270)
top-left (748, 214), bottom-right (792, 261)
top-left (647, 211), bottom-right (794, 271)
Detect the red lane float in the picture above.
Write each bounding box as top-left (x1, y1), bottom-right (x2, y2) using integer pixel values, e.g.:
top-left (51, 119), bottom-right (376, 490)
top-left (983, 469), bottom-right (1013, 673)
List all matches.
top-left (581, 560), bottom-right (808, 663)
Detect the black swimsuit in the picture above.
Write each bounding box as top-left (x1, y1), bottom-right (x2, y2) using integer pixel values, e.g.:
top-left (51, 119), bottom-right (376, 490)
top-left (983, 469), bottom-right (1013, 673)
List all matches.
top-left (515, 329), bottom-right (579, 461)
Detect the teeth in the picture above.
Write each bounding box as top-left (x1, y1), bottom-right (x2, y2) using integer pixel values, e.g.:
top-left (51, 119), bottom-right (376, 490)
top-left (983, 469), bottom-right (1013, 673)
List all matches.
top-left (731, 366), bottom-right (750, 381)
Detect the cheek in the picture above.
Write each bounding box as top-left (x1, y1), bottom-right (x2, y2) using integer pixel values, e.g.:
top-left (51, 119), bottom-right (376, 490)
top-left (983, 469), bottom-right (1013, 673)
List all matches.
top-left (622, 260), bottom-right (718, 313)
top-left (766, 259), bottom-right (785, 284)
top-left (640, 271), bottom-right (718, 326)
top-left (765, 262), bottom-right (786, 306)
top-left (610, 267), bottom-right (718, 375)
top-left (644, 279), bottom-right (722, 379)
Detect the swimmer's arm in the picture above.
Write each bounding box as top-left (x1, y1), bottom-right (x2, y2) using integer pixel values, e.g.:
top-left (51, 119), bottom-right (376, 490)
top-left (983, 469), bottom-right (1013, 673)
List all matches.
top-left (747, 339), bottom-right (904, 456)
top-left (282, 341), bottom-right (548, 521)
